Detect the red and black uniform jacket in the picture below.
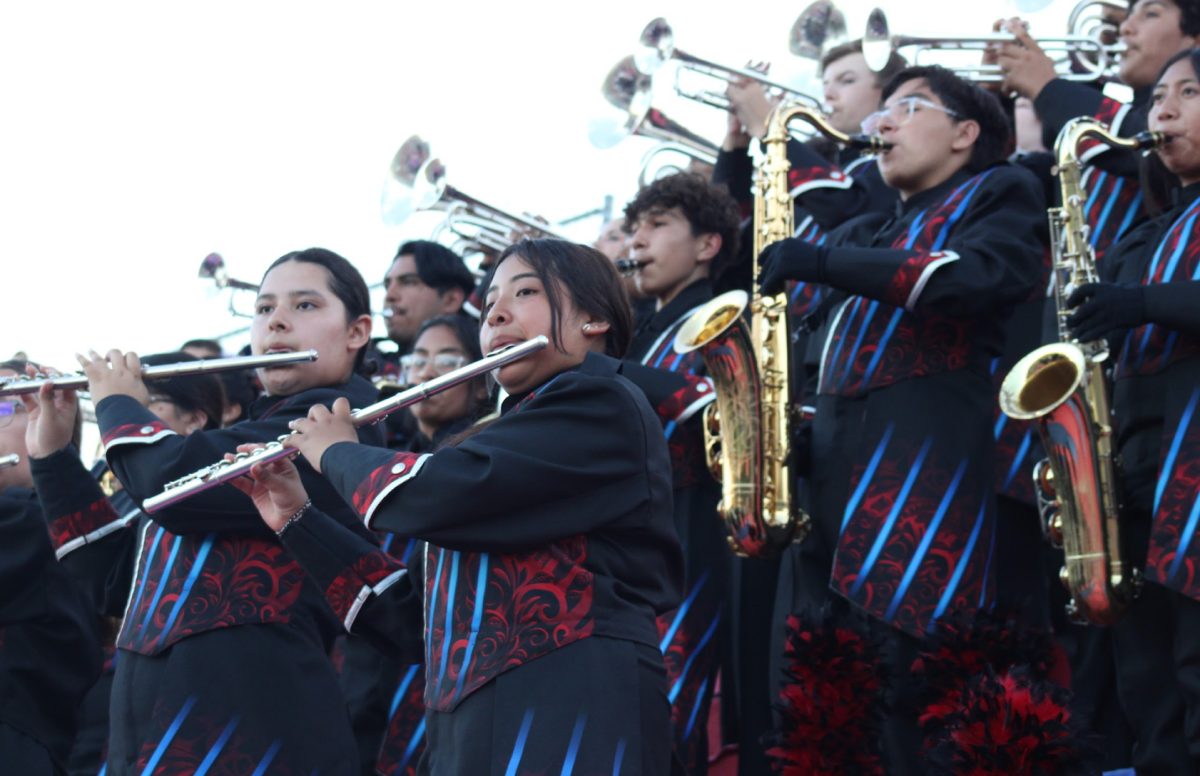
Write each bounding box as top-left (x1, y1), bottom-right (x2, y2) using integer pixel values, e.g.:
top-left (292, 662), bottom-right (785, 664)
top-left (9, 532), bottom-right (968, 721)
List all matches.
top-left (812, 164), bottom-right (1047, 637)
top-left (279, 353), bottom-right (683, 713)
top-left (1101, 183), bottom-right (1200, 600)
top-left (0, 487), bottom-right (103, 769)
top-left (93, 376), bottom-right (383, 657)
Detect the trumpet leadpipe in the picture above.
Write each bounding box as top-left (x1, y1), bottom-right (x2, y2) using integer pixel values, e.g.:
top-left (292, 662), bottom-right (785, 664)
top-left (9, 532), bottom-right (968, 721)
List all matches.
top-left (141, 336), bottom-right (549, 514)
top-left (0, 351), bottom-right (320, 397)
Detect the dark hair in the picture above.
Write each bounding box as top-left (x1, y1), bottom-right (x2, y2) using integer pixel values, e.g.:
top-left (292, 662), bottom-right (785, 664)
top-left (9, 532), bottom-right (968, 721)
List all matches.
top-left (140, 352), bottom-right (226, 431)
top-left (1141, 47), bottom-right (1200, 212)
top-left (622, 172), bottom-right (742, 277)
top-left (180, 339), bottom-right (222, 356)
top-left (1, 358), bottom-right (83, 449)
top-left (882, 65), bottom-right (1010, 173)
top-left (263, 247), bottom-right (373, 372)
top-left (395, 240), bottom-right (476, 298)
top-left (821, 39), bottom-right (907, 89)
top-left (413, 314), bottom-right (491, 418)
top-left (1129, 0), bottom-right (1200, 35)
top-left (488, 239), bottom-right (634, 358)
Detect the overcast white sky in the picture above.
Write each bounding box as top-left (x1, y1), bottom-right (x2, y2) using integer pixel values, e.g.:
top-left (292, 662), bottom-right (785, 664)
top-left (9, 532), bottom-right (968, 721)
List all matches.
top-left (3, 0), bottom-right (1074, 367)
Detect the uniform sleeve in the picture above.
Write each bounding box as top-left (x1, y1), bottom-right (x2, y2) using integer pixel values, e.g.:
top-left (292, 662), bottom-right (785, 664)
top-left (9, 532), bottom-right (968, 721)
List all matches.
top-left (823, 166), bottom-right (1047, 315)
top-left (279, 506), bottom-right (423, 661)
top-left (0, 491), bottom-right (59, 625)
top-left (712, 146), bottom-right (756, 212)
top-left (1034, 79), bottom-right (1144, 177)
top-left (320, 374), bottom-right (658, 553)
top-left (31, 449), bottom-right (139, 614)
top-left (616, 360), bottom-right (715, 426)
top-left (96, 388), bottom-right (382, 536)
top-left (1143, 280), bottom-right (1200, 338)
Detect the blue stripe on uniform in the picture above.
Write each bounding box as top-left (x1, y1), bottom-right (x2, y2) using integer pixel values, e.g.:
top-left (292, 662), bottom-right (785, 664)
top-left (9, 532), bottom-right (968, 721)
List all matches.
top-left (194, 716), bottom-right (240, 776)
top-left (560, 713), bottom-right (588, 776)
top-left (884, 461), bottom-right (967, 620)
top-left (929, 501), bottom-right (988, 630)
top-left (453, 553), bottom-right (490, 699)
top-left (250, 741), bottom-right (283, 776)
top-left (128, 525), bottom-right (166, 627)
top-left (435, 550), bottom-right (461, 695)
top-left (400, 717), bottom-right (427, 770)
top-left (668, 613), bottom-right (721, 704)
top-left (842, 425), bottom-right (894, 533)
top-left (659, 571), bottom-right (710, 652)
top-left (156, 534), bottom-right (216, 646)
top-left (139, 536), bottom-right (183, 634)
top-left (1155, 389), bottom-right (1200, 513)
top-left (504, 709), bottom-right (537, 776)
top-left (139, 696), bottom-right (197, 776)
top-left (849, 437), bottom-right (934, 596)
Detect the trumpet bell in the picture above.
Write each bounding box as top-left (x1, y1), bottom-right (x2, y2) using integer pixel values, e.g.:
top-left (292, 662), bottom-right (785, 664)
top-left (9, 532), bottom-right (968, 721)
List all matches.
top-left (636, 17), bottom-right (674, 75)
top-left (380, 134), bottom-right (447, 226)
top-left (862, 7), bottom-right (892, 73)
top-left (790, 0), bottom-right (848, 60)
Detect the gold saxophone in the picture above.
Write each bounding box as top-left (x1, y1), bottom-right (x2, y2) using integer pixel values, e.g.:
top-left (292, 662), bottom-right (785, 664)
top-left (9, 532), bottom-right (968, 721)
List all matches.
top-left (674, 102), bottom-right (888, 557)
top-left (999, 117), bottom-right (1162, 625)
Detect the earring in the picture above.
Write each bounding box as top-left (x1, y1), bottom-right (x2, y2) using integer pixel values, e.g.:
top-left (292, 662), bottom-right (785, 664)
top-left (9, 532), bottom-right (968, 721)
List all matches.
top-left (582, 323), bottom-right (593, 332)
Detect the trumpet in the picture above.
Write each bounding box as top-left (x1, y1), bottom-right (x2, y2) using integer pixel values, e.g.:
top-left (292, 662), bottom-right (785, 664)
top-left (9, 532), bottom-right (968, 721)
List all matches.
top-left (0, 351), bottom-right (319, 398)
top-left (633, 17), bottom-right (822, 113)
top-left (0, 454), bottom-right (19, 469)
top-left (380, 135), bottom-right (566, 254)
top-left (141, 337), bottom-right (548, 514)
top-left (590, 55), bottom-right (720, 163)
top-left (862, 6), bottom-right (1122, 83)
top-left (789, 0), bottom-right (848, 60)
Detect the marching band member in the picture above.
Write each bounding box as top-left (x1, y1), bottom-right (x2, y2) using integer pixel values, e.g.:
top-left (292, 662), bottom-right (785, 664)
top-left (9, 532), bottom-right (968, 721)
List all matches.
top-left (1064, 47), bottom-right (1200, 771)
top-left (377, 241), bottom-right (477, 358)
top-left (759, 65), bottom-right (1047, 772)
top-left (70, 248), bottom-right (384, 774)
top-left (23, 352), bottom-right (227, 775)
top-left (623, 173), bottom-right (740, 773)
top-left (230, 238), bottom-right (682, 774)
top-left (0, 361), bottom-right (102, 775)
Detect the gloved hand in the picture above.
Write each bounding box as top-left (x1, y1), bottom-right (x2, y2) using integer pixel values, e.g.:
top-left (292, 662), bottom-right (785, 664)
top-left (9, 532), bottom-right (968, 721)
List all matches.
top-left (1066, 282), bottom-right (1146, 342)
top-left (758, 238), bottom-right (827, 296)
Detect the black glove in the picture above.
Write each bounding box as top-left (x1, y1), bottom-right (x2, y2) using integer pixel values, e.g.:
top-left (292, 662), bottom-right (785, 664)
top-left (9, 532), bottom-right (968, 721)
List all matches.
top-left (757, 238), bottom-right (828, 296)
top-left (1065, 282), bottom-right (1146, 342)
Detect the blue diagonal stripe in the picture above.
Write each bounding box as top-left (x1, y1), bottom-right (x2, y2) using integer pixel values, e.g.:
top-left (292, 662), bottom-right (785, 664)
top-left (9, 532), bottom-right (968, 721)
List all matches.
top-left (194, 715), bottom-right (240, 776)
top-left (435, 550), bottom-right (461, 696)
top-left (849, 437), bottom-right (934, 597)
top-left (930, 501), bottom-right (988, 630)
top-left (837, 299), bottom-right (880, 390)
top-left (560, 713), bottom-right (588, 776)
top-left (453, 553), bottom-right (490, 699)
top-left (389, 664), bottom-right (422, 719)
top-left (250, 741), bottom-right (282, 776)
top-left (156, 534), bottom-right (215, 647)
top-left (1090, 176), bottom-right (1124, 247)
top-left (660, 571), bottom-right (710, 652)
top-left (612, 739), bottom-right (627, 776)
top-left (861, 308), bottom-right (905, 386)
top-left (1169, 493), bottom-right (1200, 582)
top-left (1002, 430), bottom-right (1034, 492)
top-left (884, 461), bottom-right (967, 620)
top-left (683, 678), bottom-right (710, 741)
top-left (1156, 390), bottom-right (1200, 513)
top-left (139, 696), bottom-right (197, 776)
top-left (842, 424), bottom-right (895, 532)
top-left (425, 547), bottom-right (446, 667)
top-left (669, 612), bottom-right (721, 704)
top-left (1114, 190), bottom-right (1143, 241)
top-left (504, 709), bottom-right (536, 776)
top-left (129, 525), bottom-right (166, 626)
top-left (400, 717), bottom-right (427, 770)
top-left (139, 536), bottom-right (183, 634)
top-left (979, 509), bottom-right (998, 609)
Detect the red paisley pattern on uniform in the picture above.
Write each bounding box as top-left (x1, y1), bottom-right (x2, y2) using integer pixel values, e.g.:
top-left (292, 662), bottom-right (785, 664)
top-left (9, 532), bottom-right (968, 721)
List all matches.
top-left (376, 668), bottom-right (426, 776)
top-left (118, 532), bottom-right (305, 655)
top-left (834, 437), bottom-right (994, 638)
top-left (1146, 395), bottom-right (1200, 598)
top-left (47, 498), bottom-right (121, 550)
top-left (324, 551), bottom-right (404, 623)
top-left (133, 701), bottom-right (300, 776)
top-left (351, 452), bottom-right (424, 518)
top-left (424, 535), bottom-right (595, 711)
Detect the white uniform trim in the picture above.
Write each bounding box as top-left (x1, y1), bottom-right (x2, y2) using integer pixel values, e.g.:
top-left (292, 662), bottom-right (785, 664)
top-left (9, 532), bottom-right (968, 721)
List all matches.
top-left (905, 252), bottom-right (961, 312)
top-left (55, 511), bottom-right (140, 560)
top-left (344, 568), bottom-right (409, 631)
top-left (103, 429), bottom-right (178, 453)
top-left (363, 453), bottom-right (432, 529)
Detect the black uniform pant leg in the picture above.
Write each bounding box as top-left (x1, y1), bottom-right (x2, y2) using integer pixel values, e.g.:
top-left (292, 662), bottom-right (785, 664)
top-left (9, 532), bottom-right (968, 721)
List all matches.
top-left (0, 723), bottom-right (58, 775)
top-left (1173, 591), bottom-right (1200, 765)
top-left (1110, 513), bottom-right (1191, 774)
top-left (993, 496), bottom-right (1052, 631)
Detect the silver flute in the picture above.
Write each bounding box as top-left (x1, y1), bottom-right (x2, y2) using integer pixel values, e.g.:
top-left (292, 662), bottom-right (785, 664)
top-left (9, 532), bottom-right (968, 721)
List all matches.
top-left (0, 454), bottom-right (20, 469)
top-left (141, 336), bottom-right (549, 514)
top-left (0, 351), bottom-right (320, 397)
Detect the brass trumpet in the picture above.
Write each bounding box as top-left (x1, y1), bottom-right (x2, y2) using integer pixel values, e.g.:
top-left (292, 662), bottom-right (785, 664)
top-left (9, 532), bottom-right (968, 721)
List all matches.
top-left (862, 6), bottom-right (1122, 83)
top-left (0, 453), bottom-right (20, 469)
top-left (141, 337), bottom-right (548, 514)
top-left (380, 135), bottom-right (567, 254)
top-left (0, 351), bottom-right (319, 398)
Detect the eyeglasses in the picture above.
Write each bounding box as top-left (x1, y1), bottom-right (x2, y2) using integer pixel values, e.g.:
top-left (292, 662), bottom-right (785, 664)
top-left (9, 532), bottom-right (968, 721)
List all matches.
top-left (860, 95), bottom-right (962, 136)
top-left (0, 400), bottom-right (26, 429)
top-left (400, 353), bottom-right (469, 381)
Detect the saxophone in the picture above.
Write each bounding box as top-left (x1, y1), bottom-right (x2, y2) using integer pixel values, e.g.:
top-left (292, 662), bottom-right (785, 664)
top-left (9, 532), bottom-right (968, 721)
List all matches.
top-left (674, 102), bottom-right (888, 557)
top-left (999, 117), bottom-right (1162, 625)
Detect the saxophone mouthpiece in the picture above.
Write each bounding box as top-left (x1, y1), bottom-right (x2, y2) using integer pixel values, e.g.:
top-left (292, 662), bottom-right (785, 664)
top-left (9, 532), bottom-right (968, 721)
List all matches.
top-left (1135, 130), bottom-right (1168, 150)
top-left (849, 134), bottom-right (892, 152)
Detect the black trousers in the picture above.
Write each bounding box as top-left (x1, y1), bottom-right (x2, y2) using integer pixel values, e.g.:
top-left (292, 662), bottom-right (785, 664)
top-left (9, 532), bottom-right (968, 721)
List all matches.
top-left (1110, 513), bottom-right (1200, 774)
top-left (0, 723), bottom-right (59, 775)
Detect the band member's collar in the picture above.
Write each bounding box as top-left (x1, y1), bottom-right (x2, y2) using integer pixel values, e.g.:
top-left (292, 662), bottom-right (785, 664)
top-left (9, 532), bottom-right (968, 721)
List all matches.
top-left (1171, 181), bottom-right (1200, 209)
top-left (897, 168), bottom-right (977, 216)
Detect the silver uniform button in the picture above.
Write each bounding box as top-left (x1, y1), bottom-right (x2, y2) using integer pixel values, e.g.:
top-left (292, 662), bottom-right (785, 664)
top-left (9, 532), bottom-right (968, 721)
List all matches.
top-left (140, 425), bottom-right (155, 434)
top-left (391, 462), bottom-right (407, 475)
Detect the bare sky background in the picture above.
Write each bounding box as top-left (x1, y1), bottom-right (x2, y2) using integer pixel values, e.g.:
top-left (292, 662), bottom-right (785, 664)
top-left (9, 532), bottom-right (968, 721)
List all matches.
top-left (4, 0), bottom-right (1074, 367)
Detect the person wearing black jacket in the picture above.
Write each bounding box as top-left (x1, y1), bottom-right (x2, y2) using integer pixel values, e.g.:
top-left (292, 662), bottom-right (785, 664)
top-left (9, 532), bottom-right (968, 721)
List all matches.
top-left (228, 239), bottom-right (683, 775)
top-left (62, 248), bottom-right (384, 774)
top-left (1, 362), bottom-right (103, 775)
top-left (759, 66), bottom-right (1046, 773)
top-left (1064, 48), bottom-right (1200, 771)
